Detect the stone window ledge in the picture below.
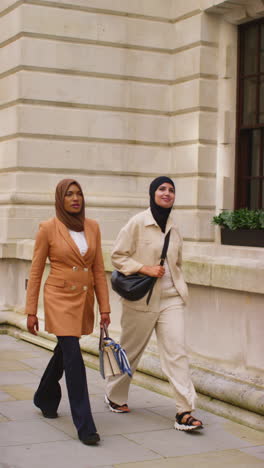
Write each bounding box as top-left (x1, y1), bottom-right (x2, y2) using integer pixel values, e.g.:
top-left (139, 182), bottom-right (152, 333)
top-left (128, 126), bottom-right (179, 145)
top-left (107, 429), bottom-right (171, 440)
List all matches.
top-left (183, 241), bottom-right (264, 294)
top-left (0, 240), bottom-right (263, 295)
top-left (183, 256), bottom-right (263, 294)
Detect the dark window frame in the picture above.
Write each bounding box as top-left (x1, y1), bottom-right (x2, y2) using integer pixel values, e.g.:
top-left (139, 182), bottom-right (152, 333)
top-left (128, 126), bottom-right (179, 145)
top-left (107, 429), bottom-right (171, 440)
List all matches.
top-left (235, 19), bottom-right (264, 209)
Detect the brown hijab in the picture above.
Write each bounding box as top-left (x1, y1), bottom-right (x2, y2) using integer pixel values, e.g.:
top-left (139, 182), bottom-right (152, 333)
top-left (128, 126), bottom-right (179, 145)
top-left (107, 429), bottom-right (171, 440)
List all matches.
top-left (55, 179), bottom-right (85, 232)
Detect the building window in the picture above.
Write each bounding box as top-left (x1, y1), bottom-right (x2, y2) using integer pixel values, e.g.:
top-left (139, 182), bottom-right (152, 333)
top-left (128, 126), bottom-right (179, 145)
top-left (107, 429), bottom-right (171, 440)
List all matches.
top-left (236, 19), bottom-right (264, 209)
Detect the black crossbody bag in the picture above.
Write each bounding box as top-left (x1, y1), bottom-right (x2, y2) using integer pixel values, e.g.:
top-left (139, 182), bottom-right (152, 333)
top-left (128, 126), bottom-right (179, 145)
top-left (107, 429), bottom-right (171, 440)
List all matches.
top-left (111, 230), bottom-right (171, 305)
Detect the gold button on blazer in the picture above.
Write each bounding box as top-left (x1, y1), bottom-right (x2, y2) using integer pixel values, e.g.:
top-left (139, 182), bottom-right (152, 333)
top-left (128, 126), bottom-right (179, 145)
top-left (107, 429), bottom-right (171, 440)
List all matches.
top-left (25, 217), bottom-right (110, 337)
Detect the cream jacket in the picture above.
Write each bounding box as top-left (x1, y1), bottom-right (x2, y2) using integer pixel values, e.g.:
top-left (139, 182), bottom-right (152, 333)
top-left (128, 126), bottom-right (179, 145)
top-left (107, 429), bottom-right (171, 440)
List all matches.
top-left (111, 208), bottom-right (188, 311)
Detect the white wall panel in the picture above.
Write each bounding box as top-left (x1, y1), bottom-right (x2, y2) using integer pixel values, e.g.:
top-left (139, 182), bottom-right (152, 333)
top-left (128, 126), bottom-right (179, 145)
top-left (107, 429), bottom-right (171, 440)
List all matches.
top-left (20, 38), bottom-right (172, 82)
top-left (33, 0), bottom-right (173, 19)
top-left (18, 71), bottom-right (169, 112)
top-left (1, 139), bottom-right (172, 175)
top-left (16, 105), bottom-right (169, 143)
top-left (21, 4), bottom-right (172, 50)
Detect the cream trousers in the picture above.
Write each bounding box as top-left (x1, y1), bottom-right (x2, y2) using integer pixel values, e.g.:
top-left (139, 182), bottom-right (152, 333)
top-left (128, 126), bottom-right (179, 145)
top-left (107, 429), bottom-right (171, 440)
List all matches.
top-left (106, 290), bottom-right (197, 413)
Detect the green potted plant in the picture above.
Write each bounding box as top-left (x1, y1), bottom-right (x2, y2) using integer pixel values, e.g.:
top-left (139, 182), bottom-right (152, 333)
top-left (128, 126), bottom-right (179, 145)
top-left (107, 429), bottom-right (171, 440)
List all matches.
top-left (212, 208), bottom-right (264, 247)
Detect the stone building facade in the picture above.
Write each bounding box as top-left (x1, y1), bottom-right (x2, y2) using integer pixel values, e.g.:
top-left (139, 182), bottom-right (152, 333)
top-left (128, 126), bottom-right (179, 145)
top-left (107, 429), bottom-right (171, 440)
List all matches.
top-left (0, 0), bottom-right (263, 429)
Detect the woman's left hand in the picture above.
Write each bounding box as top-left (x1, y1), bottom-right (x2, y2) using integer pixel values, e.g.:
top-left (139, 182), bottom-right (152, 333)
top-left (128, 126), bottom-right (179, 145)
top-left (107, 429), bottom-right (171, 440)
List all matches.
top-left (100, 313), bottom-right (111, 328)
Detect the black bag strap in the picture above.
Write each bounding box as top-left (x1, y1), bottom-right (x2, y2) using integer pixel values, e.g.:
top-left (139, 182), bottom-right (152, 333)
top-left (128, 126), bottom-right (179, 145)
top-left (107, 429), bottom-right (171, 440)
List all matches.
top-left (146, 229), bottom-right (171, 305)
top-left (159, 229), bottom-right (171, 266)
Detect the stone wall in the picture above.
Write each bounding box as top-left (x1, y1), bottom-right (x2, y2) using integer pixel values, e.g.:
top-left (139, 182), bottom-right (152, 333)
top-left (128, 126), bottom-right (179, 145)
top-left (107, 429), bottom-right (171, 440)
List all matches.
top-left (0, 0), bottom-right (218, 243)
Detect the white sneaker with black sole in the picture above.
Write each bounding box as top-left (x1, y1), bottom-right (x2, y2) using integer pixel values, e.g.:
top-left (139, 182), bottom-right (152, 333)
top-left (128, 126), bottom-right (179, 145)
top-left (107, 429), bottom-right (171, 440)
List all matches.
top-left (174, 412), bottom-right (203, 431)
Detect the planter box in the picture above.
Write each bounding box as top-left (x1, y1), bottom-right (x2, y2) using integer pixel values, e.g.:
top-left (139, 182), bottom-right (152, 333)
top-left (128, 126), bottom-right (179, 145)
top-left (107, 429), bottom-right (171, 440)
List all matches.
top-left (221, 228), bottom-right (264, 247)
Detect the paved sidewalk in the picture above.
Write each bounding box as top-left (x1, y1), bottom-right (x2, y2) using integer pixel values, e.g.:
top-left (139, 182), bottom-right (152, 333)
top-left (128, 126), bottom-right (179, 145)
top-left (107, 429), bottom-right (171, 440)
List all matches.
top-left (0, 334), bottom-right (264, 468)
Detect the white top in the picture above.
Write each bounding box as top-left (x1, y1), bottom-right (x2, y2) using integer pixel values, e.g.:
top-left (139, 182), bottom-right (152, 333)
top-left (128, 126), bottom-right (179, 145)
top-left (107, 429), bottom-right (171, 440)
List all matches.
top-left (69, 230), bottom-right (88, 256)
top-left (161, 258), bottom-right (175, 290)
top-left (160, 232), bottom-right (177, 291)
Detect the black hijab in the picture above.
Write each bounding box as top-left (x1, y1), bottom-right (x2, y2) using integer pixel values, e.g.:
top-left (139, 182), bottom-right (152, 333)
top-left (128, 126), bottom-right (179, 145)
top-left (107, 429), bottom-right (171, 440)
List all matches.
top-left (149, 176), bottom-right (175, 233)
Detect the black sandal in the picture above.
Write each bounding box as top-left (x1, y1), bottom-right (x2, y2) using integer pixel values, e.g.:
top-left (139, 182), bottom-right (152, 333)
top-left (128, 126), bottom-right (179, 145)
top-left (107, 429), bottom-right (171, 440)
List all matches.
top-left (174, 411), bottom-right (203, 431)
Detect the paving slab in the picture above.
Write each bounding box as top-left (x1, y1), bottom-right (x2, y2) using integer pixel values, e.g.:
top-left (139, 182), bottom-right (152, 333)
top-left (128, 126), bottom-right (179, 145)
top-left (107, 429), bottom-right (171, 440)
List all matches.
top-left (0, 371), bottom-right (40, 385)
top-left (0, 420), bottom-right (71, 446)
top-left (123, 422), bottom-right (258, 457)
top-left (0, 435), bottom-right (161, 468)
top-left (89, 391), bottom-right (167, 415)
top-left (1, 350), bottom-right (43, 360)
top-left (0, 336), bottom-right (42, 352)
top-left (0, 384), bottom-right (35, 400)
top-left (124, 385), bottom-right (175, 409)
top-left (241, 446), bottom-right (264, 462)
top-left (86, 367), bottom-right (107, 385)
top-left (0, 398), bottom-right (70, 421)
top-left (0, 359), bottom-right (35, 371)
top-left (24, 367), bottom-right (53, 377)
top-left (114, 448), bottom-right (264, 468)
top-left (0, 414), bottom-right (8, 422)
top-left (19, 356), bottom-right (53, 369)
top-left (88, 393), bottom-right (112, 413)
top-left (0, 399), bottom-right (42, 421)
top-left (96, 408), bottom-right (173, 435)
top-left (0, 390), bottom-right (15, 402)
top-left (223, 421), bottom-right (264, 445)
top-left (47, 408), bottom-right (173, 438)
top-left (88, 381), bottom-right (109, 394)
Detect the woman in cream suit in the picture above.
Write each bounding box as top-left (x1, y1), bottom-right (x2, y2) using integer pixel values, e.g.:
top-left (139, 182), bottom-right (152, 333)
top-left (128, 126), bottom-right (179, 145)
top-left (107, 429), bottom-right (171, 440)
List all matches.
top-left (105, 176), bottom-right (203, 431)
top-left (26, 179), bottom-right (110, 445)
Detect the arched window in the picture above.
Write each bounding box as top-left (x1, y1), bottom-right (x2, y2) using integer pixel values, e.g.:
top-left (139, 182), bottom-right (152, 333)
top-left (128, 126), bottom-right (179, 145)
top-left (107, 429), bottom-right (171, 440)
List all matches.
top-left (236, 19), bottom-right (264, 209)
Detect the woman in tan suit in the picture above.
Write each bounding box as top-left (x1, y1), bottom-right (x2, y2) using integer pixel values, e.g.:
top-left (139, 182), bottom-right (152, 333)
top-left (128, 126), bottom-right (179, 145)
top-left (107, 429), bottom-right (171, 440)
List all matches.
top-left (26, 179), bottom-right (110, 445)
top-left (105, 176), bottom-right (203, 431)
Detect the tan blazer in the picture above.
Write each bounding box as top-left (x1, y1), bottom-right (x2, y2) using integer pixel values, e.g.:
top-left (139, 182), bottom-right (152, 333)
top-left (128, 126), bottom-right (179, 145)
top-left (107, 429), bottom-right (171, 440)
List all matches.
top-left (111, 208), bottom-right (188, 311)
top-left (25, 217), bottom-right (110, 337)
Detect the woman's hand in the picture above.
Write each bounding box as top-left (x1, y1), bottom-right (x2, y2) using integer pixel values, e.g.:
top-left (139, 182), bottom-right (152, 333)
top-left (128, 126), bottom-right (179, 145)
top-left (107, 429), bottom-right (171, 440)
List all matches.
top-left (100, 313), bottom-right (111, 329)
top-left (138, 265), bottom-right (165, 278)
top-left (27, 314), bottom-right (39, 335)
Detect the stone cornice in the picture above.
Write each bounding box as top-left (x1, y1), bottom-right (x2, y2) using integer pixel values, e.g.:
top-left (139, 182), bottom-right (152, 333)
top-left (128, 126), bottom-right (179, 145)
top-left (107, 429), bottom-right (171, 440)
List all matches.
top-left (204, 0), bottom-right (264, 24)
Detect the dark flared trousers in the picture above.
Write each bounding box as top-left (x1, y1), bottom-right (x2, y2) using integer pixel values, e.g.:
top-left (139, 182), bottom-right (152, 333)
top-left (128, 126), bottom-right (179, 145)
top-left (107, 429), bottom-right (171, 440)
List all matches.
top-left (34, 336), bottom-right (97, 439)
